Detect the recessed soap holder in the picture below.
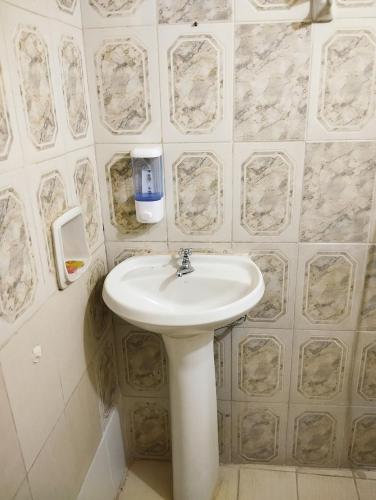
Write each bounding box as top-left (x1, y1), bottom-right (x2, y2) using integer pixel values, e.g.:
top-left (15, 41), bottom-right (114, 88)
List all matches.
top-left (52, 206), bottom-right (91, 290)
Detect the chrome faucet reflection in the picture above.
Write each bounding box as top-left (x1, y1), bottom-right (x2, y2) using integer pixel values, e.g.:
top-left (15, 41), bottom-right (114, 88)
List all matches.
top-left (176, 248), bottom-right (194, 277)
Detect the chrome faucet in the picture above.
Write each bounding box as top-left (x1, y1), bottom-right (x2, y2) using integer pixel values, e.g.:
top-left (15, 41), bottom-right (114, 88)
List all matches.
top-left (176, 248), bottom-right (194, 277)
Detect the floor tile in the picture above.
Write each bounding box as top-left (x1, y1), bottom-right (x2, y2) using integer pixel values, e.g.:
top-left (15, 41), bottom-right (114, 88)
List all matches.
top-left (240, 464), bottom-right (296, 473)
top-left (354, 470), bottom-right (376, 480)
top-left (356, 479), bottom-right (376, 500)
top-left (238, 468), bottom-right (297, 500)
top-left (118, 461), bottom-right (172, 500)
top-left (214, 466), bottom-right (238, 500)
top-left (298, 474), bottom-right (358, 500)
top-left (297, 467), bottom-right (353, 478)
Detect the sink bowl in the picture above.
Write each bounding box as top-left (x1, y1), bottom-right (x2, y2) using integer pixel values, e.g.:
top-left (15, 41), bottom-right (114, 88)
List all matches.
top-left (103, 252), bottom-right (264, 500)
top-left (103, 253), bottom-right (264, 336)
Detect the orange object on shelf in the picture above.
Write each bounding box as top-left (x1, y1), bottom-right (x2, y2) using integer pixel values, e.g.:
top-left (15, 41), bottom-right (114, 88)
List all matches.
top-left (65, 260), bottom-right (85, 275)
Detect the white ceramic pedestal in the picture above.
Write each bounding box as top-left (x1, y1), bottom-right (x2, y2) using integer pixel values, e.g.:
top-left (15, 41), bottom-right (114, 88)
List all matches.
top-left (163, 332), bottom-right (219, 500)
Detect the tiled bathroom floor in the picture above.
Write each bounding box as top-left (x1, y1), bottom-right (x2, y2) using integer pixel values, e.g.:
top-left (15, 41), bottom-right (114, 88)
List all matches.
top-left (118, 461), bottom-right (376, 500)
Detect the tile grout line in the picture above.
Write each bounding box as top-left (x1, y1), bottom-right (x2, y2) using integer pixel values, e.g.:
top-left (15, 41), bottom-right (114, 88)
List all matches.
top-left (236, 466), bottom-right (240, 500)
top-left (296, 470), bottom-right (300, 500)
top-left (352, 470), bottom-right (361, 500)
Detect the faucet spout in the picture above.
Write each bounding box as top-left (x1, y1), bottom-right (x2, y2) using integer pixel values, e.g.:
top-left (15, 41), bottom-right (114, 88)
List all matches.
top-left (176, 248), bottom-right (194, 278)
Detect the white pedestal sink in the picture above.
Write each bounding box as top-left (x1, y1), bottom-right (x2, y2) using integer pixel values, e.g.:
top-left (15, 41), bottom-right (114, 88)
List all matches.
top-left (103, 253), bottom-right (264, 500)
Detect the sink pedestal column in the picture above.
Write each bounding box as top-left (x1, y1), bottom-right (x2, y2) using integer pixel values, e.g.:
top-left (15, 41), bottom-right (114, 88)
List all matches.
top-left (163, 331), bottom-right (219, 500)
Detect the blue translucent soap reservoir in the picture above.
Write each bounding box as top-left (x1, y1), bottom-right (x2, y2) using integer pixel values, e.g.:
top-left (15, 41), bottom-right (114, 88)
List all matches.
top-left (131, 146), bottom-right (164, 223)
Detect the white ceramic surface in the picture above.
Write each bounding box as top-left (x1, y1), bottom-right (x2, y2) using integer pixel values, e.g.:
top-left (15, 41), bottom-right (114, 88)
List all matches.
top-left (103, 253), bottom-right (264, 336)
top-left (103, 253), bottom-right (264, 500)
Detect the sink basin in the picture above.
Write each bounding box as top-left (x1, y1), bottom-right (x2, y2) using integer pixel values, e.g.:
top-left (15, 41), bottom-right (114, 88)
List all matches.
top-left (103, 253), bottom-right (264, 336)
top-left (103, 252), bottom-right (264, 500)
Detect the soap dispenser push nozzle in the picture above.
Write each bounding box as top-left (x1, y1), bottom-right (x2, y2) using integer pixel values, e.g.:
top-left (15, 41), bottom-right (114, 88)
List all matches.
top-left (131, 146), bottom-right (164, 224)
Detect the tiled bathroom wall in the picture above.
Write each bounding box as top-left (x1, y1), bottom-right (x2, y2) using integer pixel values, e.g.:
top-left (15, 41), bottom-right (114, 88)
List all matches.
top-left (0, 2), bottom-right (122, 500)
top-left (80, 0), bottom-right (376, 470)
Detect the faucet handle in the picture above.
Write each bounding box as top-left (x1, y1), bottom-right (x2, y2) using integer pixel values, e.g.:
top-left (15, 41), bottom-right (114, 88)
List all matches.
top-left (179, 248), bottom-right (192, 257)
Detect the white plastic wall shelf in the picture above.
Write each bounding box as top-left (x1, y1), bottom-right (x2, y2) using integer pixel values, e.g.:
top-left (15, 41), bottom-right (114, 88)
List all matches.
top-left (52, 206), bottom-right (91, 290)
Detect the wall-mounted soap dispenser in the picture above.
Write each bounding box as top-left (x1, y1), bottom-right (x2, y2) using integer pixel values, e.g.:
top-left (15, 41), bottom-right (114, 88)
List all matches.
top-left (131, 146), bottom-right (164, 224)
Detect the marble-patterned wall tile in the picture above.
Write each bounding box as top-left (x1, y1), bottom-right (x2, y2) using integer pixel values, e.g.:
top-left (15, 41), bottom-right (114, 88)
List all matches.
top-left (37, 170), bottom-right (69, 273)
top-left (295, 244), bottom-right (367, 331)
top-left (105, 241), bottom-right (169, 270)
top-left (357, 342), bottom-right (376, 402)
top-left (0, 171), bottom-right (47, 348)
top-left (106, 152), bottom-right (144, 235)
top-left (158, 0), bottom-right (232, 23)
top-left (73, 157), bottom-right (102, 252)
top-left (57, 0), bottom-right (77, 14)
top-left (0, 187), bottom-right (37, 325)
top-left (164, 143), bottom-right (232, 242)
top-left (233, 143), bottom-right (304, 243)
top-left (307, 22), bottom-right (376, 141)
top-left (234, 23), bottom-right (311, 142)
top-left (248, 253), bottom-right (288, 324)
top-left (0, 31), bottom-right (23, 174)
top-left (333, 0), bottom-right (376, 19)
top-left (168, 35), bottom-right (222, 134)
top-left (50, 0), bottom-right (82, 27)
top-left (0, 4), bottom-right (66, 163)
top-left (173, 152), bottom-right (223, 234)
top-left (231, 402), bottom-right (288, 464)
top-left (26, 156), bottom-right (77, 296)
top-left (84, 27), bottom-right (161, 143)
top-left (167, 241), bottom-right (232, 255)
top-left (124, 397), bottom-right (171, 460)
top-left (304, 253), bottom-right (355, 325)
top-left (59, 36), bottom-right (89, 141)
top-left (300, 142), bottom-right (376, 243)
top-left (235, 0), bottom-right (311, 21)
top-left (290, 330), bottom-right (355, 405)
top-left (81, 0), bottom-right (156, 28)
top-left (25, 158), bottom-right (72, 296)
top-left (88, 0), bottom-right (142, 17)
top-left (53, 23), bottom-right (93, 151)
top-left (218, 400), bottom-right (231, 464)
top-left (351, 332), bottom-right (376, 406)
top-left (96, 38), bottom-right (150, 135)
top-left (360, 246), bottom-right (376, 330)
top-left (346, 409), bottom-right (376, 467)
top-left (3, 0), bottom-right (54, 17)
top-left (66, 148), bottom-right (103, 253)
top-left (95, 143), bottom-right (167, 242)
top-left (318, 32), bottom-right (375, 132)
top-left (214, 327), bottom-right (231, 401)
top-left (241, 153), bottom-right (292, 235)
top-left (113, 247), bottom-right (153, 266)
top-left (158, 23), bottom-right (233, 142)
top-left (286, 405), bottom-right (346, 467)
top-left (0, 64), bottom-right (13, 162)
top-left (94, 336), bottom-right (119, 429)
top-left (15, 26), bottom-right (58, 151)
top-left (232, 243), bottom-right (298, 329)
top-left (232, 328), bottom-right (293, 403)
top-left (115, 321), bottom-right (169, 398)
top-left (86, 256), bottom-right (112, 343)
top-left (335, 0), bottom-right (376, 6)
